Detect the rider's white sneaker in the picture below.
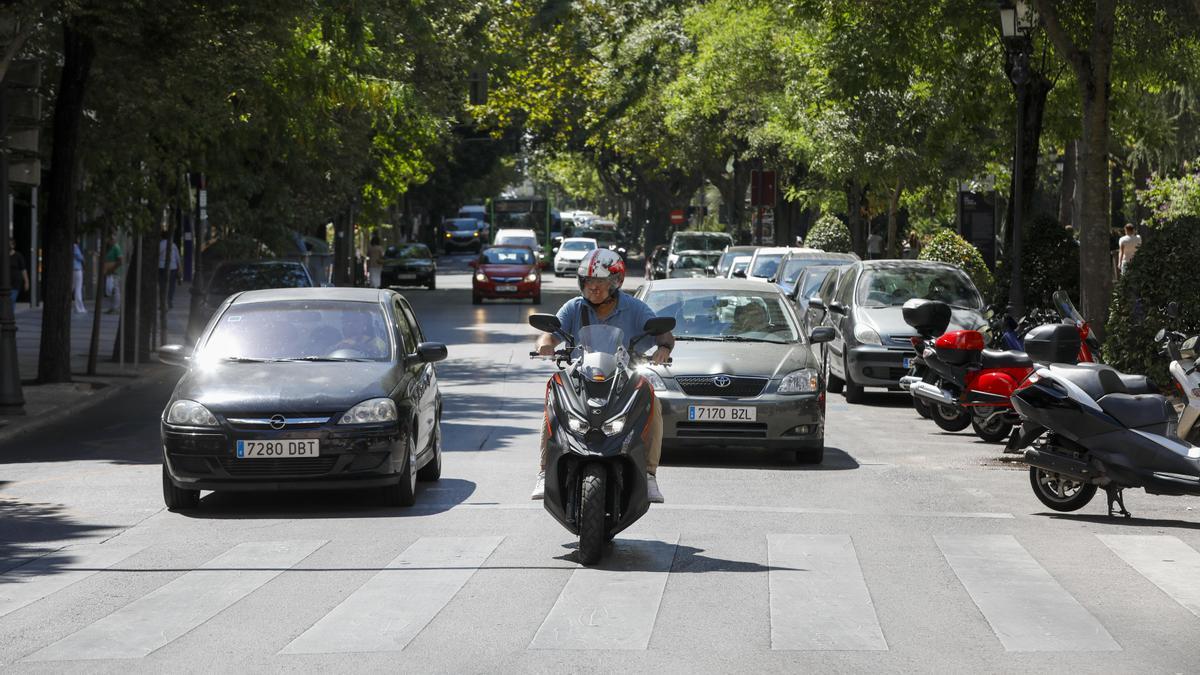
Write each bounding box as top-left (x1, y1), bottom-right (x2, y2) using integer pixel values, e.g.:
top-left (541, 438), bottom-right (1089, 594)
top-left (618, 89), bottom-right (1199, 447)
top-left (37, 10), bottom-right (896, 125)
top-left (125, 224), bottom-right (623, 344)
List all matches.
top-left (530, 470), bottom-right (545, 500)
top-left (646, 473), bottom-right (664, 503)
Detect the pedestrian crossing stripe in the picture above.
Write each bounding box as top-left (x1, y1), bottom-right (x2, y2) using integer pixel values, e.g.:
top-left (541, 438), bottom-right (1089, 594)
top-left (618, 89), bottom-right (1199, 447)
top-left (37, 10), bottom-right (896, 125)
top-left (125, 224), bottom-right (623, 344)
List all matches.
top-left (4, 534), bottom-right (1199, 660)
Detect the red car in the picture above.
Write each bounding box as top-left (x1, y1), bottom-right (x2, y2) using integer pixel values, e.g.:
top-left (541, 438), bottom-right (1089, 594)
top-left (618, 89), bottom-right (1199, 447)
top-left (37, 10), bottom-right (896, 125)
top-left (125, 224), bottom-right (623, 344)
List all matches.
top-left (471, 245), bottom-right (541, 305)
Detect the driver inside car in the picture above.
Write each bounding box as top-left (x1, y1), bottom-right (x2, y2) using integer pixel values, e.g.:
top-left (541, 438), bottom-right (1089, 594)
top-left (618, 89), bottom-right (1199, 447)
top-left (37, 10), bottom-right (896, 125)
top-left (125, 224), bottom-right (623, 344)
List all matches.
top-left (730, 300), bottom-right (770, 334)
top-left (531, 248), bottom-right (674, 503)
top-left (332, 311), bottom-right (388, 358)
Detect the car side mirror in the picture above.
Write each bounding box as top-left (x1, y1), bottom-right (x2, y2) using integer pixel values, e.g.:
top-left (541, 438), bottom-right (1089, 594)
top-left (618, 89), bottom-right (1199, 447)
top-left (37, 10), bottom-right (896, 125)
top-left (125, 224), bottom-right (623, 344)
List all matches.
top-left (158, 344), bottom-right (190, 368)
top-left (644, 317), bottom-right (676, 336)
top-left (829, 301), bottom-right (847, 315)
top-left (413, 341), bottom-right (448, 363)
top-left (732, 270), bottom-right (746, 278)
top-left (808, 297), bottom-right (826, 312)
top-left (529, 313), bottom-right (562, 333)
top-left (705, 266), bottom-right (715, 276)
top-left (809, 327), bottom-right (836, 344)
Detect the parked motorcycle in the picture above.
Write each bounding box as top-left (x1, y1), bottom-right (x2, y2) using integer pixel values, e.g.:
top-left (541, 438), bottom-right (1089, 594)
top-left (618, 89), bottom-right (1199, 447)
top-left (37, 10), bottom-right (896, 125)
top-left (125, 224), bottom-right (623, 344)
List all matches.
top-left (1157, 304), bottom-right (1200, 445)
top-left (528, 313), bottom-right (675, 565)
top-left (1007, 323), bottom-right (1194, 518)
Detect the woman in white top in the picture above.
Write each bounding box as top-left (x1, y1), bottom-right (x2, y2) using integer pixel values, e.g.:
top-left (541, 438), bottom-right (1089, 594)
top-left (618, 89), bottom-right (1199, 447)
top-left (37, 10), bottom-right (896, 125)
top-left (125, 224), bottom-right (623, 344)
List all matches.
top-left (1117, 223), bottom-right (1141, 275)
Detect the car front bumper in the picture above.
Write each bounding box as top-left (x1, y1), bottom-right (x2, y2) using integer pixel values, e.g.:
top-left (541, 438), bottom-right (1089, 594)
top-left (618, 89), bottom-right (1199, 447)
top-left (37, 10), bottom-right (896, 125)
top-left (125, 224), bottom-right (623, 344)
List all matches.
top-left (655, 390), bottom-right (824, 449)
top-left (554, 259), bottom-right (583, 274)
top-left (474, 279), bottom-right (540, 299)
top-left (382, 269), bottom-right (435, 287)
top-left (846, 345), bottom-right (916, 386)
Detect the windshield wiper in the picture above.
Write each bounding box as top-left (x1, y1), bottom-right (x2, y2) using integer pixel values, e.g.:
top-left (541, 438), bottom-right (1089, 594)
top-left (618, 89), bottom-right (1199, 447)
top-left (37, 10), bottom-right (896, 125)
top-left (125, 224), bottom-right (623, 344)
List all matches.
top-left (274, 356), bottom-right (374, 363)
top-left (717, 335), bottom-right (785, 343)
top-left (675, 336), bottom-right (726, 341)
top-left (218, 356), bottom-right (273, 363)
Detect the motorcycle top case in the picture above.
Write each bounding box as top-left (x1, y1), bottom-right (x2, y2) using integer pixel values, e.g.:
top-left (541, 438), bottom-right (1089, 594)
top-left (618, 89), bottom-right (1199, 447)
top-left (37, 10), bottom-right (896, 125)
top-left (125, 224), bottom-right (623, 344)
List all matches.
top-left (902, 299), bottom-right (951, 337)
top-left (934, 329), bottom-right (985, 366)
top-left (1024, 323), bottom-right (1081, 364)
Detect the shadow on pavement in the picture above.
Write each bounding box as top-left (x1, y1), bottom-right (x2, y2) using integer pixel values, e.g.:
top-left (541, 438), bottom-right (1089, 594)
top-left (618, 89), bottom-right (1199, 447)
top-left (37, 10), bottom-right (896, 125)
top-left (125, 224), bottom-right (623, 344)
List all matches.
top-left (840, 390), bottom-right (914, 408)
top-left (0, 482), bottom-right (120, 579)
top-left (660, 446), bottom-right (860, 471)
top-left (555, 538), bottom-right (798, 572)
top-left (439, 422), bottom-right (533, 452)
top-left (179, 477), bottom-right (476, 519)
top-left (1041, 512), bottom-right (1200, 530)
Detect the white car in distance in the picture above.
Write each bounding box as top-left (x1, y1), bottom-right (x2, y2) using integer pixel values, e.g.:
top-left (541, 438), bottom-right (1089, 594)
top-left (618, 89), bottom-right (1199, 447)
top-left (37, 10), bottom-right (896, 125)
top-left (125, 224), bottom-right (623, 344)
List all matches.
top-left (553, 237), bottom-right (598, 276)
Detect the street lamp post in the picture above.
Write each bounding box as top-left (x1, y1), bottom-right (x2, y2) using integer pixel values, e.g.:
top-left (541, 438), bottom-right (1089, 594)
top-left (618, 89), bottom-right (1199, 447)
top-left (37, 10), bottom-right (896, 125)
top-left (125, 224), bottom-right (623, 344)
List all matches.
top-left (1000, 0), bottom-right (1035, 319)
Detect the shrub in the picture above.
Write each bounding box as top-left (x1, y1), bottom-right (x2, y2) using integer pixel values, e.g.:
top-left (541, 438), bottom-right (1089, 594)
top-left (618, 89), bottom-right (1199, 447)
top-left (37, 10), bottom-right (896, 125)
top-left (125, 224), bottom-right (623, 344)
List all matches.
top-left (804, 214), bottom-right (852, 253)
top-left (1104, 216), bottom-right (1200, 386)
top-left (918, 229), bottom-right (995, 299)
top-left (992, 213), bottom-right (1080, 310)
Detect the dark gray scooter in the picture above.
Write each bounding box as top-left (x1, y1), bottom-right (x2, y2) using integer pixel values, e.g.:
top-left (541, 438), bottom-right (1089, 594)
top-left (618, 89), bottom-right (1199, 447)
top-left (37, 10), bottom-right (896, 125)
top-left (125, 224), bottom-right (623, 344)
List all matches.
top-left (1007, 323), bottom-right (1200, 518)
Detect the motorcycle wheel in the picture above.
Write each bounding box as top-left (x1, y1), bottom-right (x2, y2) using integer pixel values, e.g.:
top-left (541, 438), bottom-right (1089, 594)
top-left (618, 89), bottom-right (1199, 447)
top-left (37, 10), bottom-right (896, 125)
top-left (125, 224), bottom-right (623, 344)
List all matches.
top-left (930, 403), bottom-right (971, 432)
top-left (913, 396), bottom-right (932, 419)
top-left (1029, 466), bottom-right (1097, 512)
top-left (971, 414), bottom-right (1014, 443)
top-left (577, 464), bottom-right (607, 565)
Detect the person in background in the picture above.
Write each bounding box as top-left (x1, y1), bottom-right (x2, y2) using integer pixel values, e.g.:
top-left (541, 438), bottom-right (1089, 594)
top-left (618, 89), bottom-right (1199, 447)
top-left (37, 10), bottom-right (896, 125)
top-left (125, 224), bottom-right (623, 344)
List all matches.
top-left (867, 228), bottom-right (884, 260)
top-left (1117, 223), bottom-right (1142, 276)
top-left (158, 230), bottom-right (181, 309)
top-left (902, 233), bottom-right (921, 259)
top-left (102, 233), bottom-right (123, 314)
top-left (72, 240), bottom-right (87, 313)
top-left (367, 235), bottom-right (385, 288)
top-left (9, 238), bottom-right (28, 307)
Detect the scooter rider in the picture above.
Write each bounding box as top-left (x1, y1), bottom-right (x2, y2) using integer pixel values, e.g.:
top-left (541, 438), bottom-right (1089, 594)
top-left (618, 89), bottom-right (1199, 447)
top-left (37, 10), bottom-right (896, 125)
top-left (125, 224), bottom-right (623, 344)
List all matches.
top-left (532, 248), bottom-right (675, 502)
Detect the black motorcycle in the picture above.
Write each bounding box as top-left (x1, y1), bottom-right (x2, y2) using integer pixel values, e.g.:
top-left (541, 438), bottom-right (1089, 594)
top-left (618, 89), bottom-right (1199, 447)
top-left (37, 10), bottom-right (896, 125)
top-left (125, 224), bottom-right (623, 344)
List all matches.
top-left (1006, 323), bottom-right (1192, 518)
top-left (528, 313), bottom-right (675, 564)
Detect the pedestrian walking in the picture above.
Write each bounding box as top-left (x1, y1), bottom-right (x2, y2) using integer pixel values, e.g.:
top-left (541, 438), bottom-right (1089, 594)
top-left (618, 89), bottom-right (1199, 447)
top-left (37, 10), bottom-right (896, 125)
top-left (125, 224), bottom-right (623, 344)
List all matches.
top-left (367, 235), bottom-right (385, 288)
top-left (902, 233), bottom-right (921, 259)
top-left (1117, 223), bottom-right (1142, 276)
top-left (103, 233), bottom-right (124, 314)
top-left (8, 238), bottom-right (28, 306)
top-left (72, 241), bottom-right (87, 313)
top-left (867, 229), bottom-right (884, 260)
top-left (158, 230), bottom-right (181, 309)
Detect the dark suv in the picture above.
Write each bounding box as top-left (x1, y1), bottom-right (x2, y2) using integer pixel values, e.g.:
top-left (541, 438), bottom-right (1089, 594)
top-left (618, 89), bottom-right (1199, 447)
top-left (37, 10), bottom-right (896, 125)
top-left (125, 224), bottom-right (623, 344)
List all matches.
top-left (441, 218), bottom-right (489, 253)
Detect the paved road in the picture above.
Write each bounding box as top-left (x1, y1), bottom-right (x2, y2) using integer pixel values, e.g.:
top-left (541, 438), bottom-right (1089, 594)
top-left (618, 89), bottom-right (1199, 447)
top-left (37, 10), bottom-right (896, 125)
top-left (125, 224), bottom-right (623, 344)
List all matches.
top-left (2, 259), bottom-right (1200, 672)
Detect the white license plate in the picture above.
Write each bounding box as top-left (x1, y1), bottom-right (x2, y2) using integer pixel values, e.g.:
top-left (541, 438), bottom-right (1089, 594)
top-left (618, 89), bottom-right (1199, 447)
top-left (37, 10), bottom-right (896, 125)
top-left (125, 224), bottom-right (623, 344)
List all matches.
top-left (397, 273), bottom-right (417, 280)
top-left (687, 405), bottom-right (756, 422)
top-left (495, 284), bottom-right (518, 292)
top-left (903, 357), bottom-right (912, 368)
top-left (236, 439), bottom-right (319, 458)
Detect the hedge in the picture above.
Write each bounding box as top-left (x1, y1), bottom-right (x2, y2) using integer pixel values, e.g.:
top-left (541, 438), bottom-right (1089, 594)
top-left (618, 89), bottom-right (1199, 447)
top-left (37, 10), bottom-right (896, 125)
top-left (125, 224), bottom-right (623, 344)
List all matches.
top-left (991, 213), bottom-right (1080, 310)
top-left (804, 214), bottom-right (852, 253)
top-left (918, 229), bottom-right (995, 299)
top-left (1103, 216), bottom-right (1200, 386)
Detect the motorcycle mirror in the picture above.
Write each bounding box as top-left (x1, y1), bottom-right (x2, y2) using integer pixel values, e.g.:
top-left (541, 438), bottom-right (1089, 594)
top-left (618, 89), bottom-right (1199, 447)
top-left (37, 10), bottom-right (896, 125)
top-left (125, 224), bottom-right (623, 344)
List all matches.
top-left (1154, 328), bottom-right (1167, 342)
top-left (528, 313), bottom-right (562, 333)
top-left (643, 317), bottom-right (676, 336)
top-left (1167, 301), bottom-right (1179, 318)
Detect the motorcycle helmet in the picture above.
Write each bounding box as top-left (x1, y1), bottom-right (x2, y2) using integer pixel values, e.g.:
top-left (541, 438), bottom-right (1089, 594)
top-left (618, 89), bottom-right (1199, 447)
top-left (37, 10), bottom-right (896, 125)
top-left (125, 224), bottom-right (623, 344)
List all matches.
top-left (576, 248), bottom-right (626, 304)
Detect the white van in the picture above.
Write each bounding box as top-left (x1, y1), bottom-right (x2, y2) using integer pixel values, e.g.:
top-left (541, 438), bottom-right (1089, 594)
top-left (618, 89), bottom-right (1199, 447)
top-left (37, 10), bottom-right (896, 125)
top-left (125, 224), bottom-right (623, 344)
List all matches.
top-left (493, 228), bottom-right (541, 254)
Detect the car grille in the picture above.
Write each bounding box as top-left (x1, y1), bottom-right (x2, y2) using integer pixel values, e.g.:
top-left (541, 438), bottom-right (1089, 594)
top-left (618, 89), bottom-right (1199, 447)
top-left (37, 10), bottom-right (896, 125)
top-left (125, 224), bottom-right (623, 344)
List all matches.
top-left (218, 457), bottom-right (337, 477)
top-left (676, 375), bottom-right (768, 397)
top-left (226, 416), bottom-right (332, 431)
top-left (675, 421), bottom-right (769, 439)
top-left (489, 276), bottom-right (523, 283)
top-left (885, 335), bottom-right (918, 347)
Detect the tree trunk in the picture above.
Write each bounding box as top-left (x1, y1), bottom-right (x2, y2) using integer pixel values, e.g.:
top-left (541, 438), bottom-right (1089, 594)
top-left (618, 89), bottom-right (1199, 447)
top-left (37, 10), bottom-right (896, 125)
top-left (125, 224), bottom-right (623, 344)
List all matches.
top-left (37, 21), bottom-right (95, 383)
top-left (1078, 90), bottom-right (1112, 338)
top-left (112, 232), bottom-right (158, 363)
top-left (1059, 140), bottom-right (1077, 227)
top-left (1003, 70), bottom-right (1051, 254)
top-left (1132, 161), bottom-right (1150, 236)
top-left (846, 180), bottom-right (866, 258)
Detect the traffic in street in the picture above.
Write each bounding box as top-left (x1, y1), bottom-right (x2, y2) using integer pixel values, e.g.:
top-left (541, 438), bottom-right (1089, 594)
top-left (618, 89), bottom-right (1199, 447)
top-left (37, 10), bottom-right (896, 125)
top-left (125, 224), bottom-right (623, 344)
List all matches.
top-left (2, 256), bottom-right (1199, 672)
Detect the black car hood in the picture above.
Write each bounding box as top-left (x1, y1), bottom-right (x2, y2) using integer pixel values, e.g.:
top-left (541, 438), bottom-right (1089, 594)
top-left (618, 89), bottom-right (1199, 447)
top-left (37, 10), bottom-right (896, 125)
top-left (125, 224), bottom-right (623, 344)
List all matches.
top-left (174, 362), bottom-right (400, 414)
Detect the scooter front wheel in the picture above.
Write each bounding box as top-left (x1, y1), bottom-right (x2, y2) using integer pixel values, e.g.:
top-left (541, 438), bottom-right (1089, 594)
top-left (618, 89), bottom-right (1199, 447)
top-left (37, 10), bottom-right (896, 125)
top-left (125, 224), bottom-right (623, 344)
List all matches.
top-left (1029, 467), bottom-right (1097, 512)
top-left (931, 403), bottom-right (971, 432)
top-left (577, 464), bottom-right (607, 565)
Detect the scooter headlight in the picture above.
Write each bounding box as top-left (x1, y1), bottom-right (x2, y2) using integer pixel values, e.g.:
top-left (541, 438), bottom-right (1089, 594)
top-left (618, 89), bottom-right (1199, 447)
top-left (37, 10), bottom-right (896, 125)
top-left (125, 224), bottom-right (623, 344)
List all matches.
top-left (601, 414), bottom-right (626, 435)
top-left (566, 414), bottom-right (589, 435)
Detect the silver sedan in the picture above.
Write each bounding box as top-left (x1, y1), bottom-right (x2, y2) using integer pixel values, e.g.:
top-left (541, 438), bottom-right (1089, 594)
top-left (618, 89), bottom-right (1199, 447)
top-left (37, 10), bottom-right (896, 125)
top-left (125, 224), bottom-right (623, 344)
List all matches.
top-left (634, 278), bottom-right (834, 463)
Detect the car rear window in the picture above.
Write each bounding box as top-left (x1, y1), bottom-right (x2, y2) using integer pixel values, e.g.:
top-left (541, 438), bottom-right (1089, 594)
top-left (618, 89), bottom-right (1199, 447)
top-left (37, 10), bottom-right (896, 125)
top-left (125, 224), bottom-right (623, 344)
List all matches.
top-left (386, 244), bottom-right (432, 259)
top-left (673, 234), bottom-right (733, 252)
top-left (481, 247), bottom-right (534, 264)
top-left (203, 300), bottom-right (392, 362)
top-left (496, 236), bottom-right (538, 250)
top-left (750, 253), bottom-right (783, 279)
top-left (858, 266), bottom-right (981, 309)
top-left (561, 240), bottom-right (596, 252)
top-left (208, 264), bottom-right (312, 295)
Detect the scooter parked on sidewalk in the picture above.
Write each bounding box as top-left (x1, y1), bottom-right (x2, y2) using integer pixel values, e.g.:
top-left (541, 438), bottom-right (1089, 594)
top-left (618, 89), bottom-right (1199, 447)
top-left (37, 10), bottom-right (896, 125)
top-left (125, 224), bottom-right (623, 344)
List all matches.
top-left (528, 313), bottom-right (675, 565)
top-left (1007, 324), bottom-right (1197, 518)
top-left (1156, 304), bottom-right (1200, 445)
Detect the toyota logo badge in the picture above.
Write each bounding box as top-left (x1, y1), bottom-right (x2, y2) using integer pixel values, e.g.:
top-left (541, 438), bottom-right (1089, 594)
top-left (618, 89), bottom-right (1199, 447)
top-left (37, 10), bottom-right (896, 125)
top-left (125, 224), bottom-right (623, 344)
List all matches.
top-left (713, 375), bottom-right (732, 388)
top-left (269, 414), bottom-right (287, 430)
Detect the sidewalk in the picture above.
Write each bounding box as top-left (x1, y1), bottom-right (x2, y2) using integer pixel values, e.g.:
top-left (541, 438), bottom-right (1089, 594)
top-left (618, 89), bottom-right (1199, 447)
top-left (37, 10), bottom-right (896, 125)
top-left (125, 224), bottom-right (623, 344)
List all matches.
top-left (0, 283), bottom-right (192, 443)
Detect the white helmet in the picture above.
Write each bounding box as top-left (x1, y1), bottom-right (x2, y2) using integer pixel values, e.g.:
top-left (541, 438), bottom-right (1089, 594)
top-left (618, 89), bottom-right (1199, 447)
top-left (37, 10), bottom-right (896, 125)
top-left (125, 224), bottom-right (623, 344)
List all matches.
top-left (577, 248), bottom-right (626, 300)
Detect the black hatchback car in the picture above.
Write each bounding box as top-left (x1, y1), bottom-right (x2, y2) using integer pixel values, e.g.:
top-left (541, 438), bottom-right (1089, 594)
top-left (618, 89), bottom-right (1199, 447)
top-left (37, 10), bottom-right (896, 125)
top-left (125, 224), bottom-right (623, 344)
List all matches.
top-left (380, 243), bottom-right (437, 290)
top-left (158, 287), bottom-right (447, 510)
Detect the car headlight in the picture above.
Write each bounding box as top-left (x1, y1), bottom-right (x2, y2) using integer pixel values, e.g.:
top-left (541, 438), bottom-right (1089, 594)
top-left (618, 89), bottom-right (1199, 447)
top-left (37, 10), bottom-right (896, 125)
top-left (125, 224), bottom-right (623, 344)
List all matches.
top-left (445, 233), bottom-right (452, 238)
top-left (339, 398), bottom-right (397, 425)
top-left (601, 414), bottom-right (626, 435)
top-left (854, 324), bottom-right (882, 345)
top-left (524, 270), bottom-right (538, 282)
top-left (566, 413), bottom-right (589, 435)
top-left (473, 231), bottom-right (479, 237)
top-left (474, 272), bottom-right (487, 283)
top-left (166, 400), bottom-right (219, 427)
top-left (639, 368), bottom-right (666, 390)
top-left (778, 368), bottom-right (820, 394)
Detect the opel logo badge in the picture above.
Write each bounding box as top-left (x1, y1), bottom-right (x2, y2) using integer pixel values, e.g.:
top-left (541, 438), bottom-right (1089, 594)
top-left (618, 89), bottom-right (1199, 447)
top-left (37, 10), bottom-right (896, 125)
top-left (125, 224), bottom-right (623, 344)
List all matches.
top-left (269, 414), bottom-right (287, 430)
top-left (713, 375), bottom-right (732, 388)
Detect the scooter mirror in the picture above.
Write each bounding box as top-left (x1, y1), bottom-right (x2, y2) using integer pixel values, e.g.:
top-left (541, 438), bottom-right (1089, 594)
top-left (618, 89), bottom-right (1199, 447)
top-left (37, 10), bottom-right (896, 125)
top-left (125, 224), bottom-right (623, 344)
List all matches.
top-left (1155, 328), bottom-right (1167, 342)
top-left (644, 317), bottom-right (676, 336)
top-left (529, 313), bottom-right (562, 333)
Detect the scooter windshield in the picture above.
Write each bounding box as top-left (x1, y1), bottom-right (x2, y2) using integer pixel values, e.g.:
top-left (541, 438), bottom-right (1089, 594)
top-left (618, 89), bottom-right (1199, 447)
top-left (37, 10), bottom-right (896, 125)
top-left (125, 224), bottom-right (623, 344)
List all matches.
top-left (575, 324), bottom-right (626, 358)
top-left (1052, 290), bottom-right (1085, 325)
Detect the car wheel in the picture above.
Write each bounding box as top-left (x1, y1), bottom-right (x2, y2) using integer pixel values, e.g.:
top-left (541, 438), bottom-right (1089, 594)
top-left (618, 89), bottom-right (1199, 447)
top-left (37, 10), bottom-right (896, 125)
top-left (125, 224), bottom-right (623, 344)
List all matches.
top-left (794, 441), bottom-right (824, 465)
top-left (417, 421), bottom-right (442, 482)
top-left (427, 278), bottom-right (436, 290)
top-left (843, 355), bottom-right (864, 403)
top-left (162, 464), bottom-right (199, 511)
top-left (380, 435), bottom-right (418, 507)
top-left (825, 356), bottom-right (844, 394)
top-left (472, 294), bottom-right (482, 305)
top-left (532, 293), bottom-right (541, 305)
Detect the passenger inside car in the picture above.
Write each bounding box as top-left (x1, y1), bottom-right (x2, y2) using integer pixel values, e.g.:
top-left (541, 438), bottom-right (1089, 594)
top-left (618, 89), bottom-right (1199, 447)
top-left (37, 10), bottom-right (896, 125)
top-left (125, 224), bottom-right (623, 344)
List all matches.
top-left (731, 300), bottom-right (770, 334)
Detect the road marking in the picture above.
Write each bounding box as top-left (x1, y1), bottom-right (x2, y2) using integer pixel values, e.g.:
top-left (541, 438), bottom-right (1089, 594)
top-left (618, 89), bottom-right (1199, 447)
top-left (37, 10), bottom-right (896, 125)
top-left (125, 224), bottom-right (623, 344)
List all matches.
top-left (768, 534), bottom-right (887, 650)
top-left (0, 544), bottom-right (146, 619)
top-left (530, 536), bottom-right (678, 650)
top-left (26, 540), bottom-right (324, 661)
top-left (430, 502), bottom-right (1013, 519)
top-left (280, 536), bottom-right (503, 654)
top-left (1098, 535), bottom-right (1200, 618)
top-left (936, 535), bottom-right (1120, 652)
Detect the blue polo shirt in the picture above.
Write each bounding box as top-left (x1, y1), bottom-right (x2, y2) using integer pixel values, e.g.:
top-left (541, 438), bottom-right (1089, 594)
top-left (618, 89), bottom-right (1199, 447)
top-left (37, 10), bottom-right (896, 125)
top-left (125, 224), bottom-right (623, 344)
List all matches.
top-left (555, 292), bottom-right (661, 354)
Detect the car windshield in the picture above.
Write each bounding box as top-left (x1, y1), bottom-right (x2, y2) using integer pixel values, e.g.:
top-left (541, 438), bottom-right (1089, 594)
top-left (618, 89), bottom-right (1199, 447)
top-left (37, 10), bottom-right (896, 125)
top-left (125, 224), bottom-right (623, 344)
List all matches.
top-left (857, 267), bottom-right (981, 309)
top-left (444, 219), bottom-right (478, 231)
top-left (208, 264), bottom-right (311, 295)
top-left (797, 266), bottom-right (835, 299)
top-left (561, 240), bottom-right (596, 252)
top-left (674, 234), bottom-right (732, 252)
top-left (385, 245), bottom-right (431, 260)
top-left (731, 260), bottom-right (749, 275)
top-left (202, 300), bottom-right (392, 362)
top-left (644, 289), bottom-right (799, 342)
top-left (750, 254), bottom-right (783, 278)
top-left (481, 247), bottom-right (534, 264)
top-left (676, 253), bottom-right (719, 270)
top-left (780, 258), bottom-right (826, 285)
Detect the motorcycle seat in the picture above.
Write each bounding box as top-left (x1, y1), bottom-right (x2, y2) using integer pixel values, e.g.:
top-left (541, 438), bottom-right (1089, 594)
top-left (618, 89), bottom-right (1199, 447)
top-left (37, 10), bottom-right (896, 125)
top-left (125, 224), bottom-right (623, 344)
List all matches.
top-left (1097, 393), bottom-right (1174, 430)
top-left (980, 349), bottom-right (1033, 370)
top-left (1117, 373), bottom-right (1158, 395)
top-left (1047, 363), bottom-right (1132, 400)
